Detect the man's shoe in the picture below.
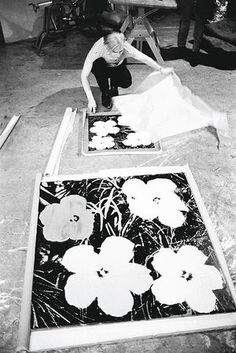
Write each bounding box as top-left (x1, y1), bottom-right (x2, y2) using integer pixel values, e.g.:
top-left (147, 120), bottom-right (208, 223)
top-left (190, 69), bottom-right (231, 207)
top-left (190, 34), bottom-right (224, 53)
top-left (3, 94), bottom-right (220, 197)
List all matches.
top-left (101, 92), bottom-right (112, 109)
top-left (110, 86), bottom-right (119, 97)
top-left (189, 52), bottom-right (200, 67)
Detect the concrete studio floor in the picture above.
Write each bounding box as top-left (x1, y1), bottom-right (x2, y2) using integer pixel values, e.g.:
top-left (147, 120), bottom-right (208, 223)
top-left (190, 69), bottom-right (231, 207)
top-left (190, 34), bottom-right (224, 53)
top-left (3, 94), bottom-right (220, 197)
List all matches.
top-left (0, 11), bottom-right (236, 353)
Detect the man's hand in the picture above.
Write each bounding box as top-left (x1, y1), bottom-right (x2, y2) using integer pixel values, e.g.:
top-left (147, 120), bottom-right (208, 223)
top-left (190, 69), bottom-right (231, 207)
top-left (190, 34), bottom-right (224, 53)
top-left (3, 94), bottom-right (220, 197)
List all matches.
top-left (88, 97), bottom-right (97, 113)
top-left (160, 67), bottom-right (174, 75)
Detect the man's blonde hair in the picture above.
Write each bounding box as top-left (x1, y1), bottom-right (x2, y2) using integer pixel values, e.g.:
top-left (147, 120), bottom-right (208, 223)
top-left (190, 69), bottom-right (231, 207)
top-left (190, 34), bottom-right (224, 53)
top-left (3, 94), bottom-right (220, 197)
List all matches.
top-left (104, 31), bottom-right (125, 50)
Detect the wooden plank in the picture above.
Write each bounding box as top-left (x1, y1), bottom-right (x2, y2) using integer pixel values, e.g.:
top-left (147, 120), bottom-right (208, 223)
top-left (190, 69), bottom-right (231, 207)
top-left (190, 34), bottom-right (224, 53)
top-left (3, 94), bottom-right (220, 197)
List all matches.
top-left (44, 107), bottom-right (75, 177)
top-left (110, 0), bottom-right (177, 9)
top-left (16, 174), bottom-right (42, 353)
top-left (0, 114), bottom-right (21, 149)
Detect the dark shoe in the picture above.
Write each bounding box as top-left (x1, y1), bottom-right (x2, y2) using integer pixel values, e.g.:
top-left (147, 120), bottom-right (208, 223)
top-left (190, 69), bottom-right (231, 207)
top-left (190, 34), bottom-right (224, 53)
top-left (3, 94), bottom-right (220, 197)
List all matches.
top-left (189, 52), bottom-right (200, 67)
top-left (110, 86), bottom-right (119, 97)
top-left (101, 91), bottom-right (112, 109)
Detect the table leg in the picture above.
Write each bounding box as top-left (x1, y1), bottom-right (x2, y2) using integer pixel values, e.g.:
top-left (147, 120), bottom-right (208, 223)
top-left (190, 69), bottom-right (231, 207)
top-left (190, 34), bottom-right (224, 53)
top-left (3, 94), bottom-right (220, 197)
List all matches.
top-left (120, 14), bottom-right (132, 32)
top-left (122, 6), bottom-right (164, 63)
top-left (146, 35), bottom-right (164, 64)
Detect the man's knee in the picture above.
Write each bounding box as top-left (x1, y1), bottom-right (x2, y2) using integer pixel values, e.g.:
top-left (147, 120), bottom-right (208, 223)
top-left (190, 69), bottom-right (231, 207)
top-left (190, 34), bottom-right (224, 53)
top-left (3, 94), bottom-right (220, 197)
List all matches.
top-left (118, 69), bottom-right (132, 88)
top-left (91, 58), bottom-right (107, 74)
top-left (120, 76), bottom-right (132, 88)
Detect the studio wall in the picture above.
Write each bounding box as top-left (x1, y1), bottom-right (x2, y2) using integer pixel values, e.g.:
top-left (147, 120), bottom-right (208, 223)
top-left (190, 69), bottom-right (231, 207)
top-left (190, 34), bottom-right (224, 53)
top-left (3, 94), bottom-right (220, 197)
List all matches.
top-left (0, 0), bottom-right (43, 43)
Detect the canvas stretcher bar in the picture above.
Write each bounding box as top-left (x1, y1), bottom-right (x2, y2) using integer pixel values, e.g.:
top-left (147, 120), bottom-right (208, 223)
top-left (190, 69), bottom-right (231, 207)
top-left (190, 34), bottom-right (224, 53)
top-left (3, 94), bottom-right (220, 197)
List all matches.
top-left (16, 174), bottom-right (42, 353)
top-left (44, 107), bottom-right (77, 177)
top-left (29, 312), bottom-right (236, 351)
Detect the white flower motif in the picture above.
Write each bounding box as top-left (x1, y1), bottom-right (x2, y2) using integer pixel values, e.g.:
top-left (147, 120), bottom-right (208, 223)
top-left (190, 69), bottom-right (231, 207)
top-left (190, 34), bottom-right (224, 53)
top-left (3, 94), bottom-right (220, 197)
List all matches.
top-left (151, 246), bottom-right (223, 313)
top-left (61, 236), bottom-right (153, 317)
top-left (88, 135), bottom-right (115, 150)
top-left (39, 195), bottom-right (94, 242)
top-left (122, 132), bottom-right (152, 147)
top-left (122, 178), bottom-right (188, 228)
top-left (90, 120), bottom-right (120, 137)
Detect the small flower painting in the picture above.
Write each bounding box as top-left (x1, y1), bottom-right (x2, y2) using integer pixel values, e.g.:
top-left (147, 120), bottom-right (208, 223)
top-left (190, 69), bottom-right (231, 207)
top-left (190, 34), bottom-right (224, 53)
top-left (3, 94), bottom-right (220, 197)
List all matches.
top-left (86, 114), bottom-right (158, 153)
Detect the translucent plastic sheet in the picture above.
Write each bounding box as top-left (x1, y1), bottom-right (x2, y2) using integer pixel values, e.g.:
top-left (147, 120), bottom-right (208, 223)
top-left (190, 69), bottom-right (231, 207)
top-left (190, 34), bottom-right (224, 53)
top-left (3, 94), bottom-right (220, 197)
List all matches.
top-left (114, 72), bottom-right (228, 143)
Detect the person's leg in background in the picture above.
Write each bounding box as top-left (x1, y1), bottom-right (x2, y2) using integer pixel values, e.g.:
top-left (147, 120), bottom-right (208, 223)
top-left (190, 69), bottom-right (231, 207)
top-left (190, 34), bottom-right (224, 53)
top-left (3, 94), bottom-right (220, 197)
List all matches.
top-left (188, 13), bottom-right (205, 66)
top-left (177, 0), bottom-right (195, 56)
top-left (109, 60), bottom-right (132, 97)
top-left (192, 14), bottom-right (205, 52)
top-left (91, 57), bottom-right (112, 108)
top-left (190, 0), bottom-right (215, 66)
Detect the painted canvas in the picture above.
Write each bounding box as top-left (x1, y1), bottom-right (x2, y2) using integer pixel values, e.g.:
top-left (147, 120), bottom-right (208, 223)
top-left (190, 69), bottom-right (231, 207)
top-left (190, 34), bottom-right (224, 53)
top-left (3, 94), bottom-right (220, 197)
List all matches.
top-left (18, 166), bottom-right (236, 352)
top-left (82, 111), bottom-right (162, 155)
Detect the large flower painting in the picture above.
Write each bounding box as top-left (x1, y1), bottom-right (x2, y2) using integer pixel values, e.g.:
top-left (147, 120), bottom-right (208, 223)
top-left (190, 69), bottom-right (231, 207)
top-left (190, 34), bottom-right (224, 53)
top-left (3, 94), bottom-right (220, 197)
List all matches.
top-left (32, 170), bottom-right (236, 332)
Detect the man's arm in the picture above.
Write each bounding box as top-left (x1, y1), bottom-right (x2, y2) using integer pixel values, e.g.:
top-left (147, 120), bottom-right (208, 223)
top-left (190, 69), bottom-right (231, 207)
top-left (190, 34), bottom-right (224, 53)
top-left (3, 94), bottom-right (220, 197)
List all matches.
top-left (81, 58), bottom-right (97, 113)
top-left (124, 42), bottom-right (173, 74)
top-left (81, 39), bottom-right (102, 113)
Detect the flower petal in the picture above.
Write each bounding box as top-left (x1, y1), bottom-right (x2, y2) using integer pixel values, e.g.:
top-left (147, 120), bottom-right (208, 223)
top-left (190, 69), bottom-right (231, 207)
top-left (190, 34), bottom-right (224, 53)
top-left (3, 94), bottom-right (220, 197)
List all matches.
top-left (99, 236), bottom-right (134, 266)
top-left (147, 178), bottom-right (177, 196)
top-left (39, 203), bottom-right (59, 225)
top-left (93, 121), bottom-right (104, 127)
top-left (121, 178), bottom-right (146, 198)
top-left (126, 198), bottom-right (156, 220)
top-left (158, 193), bottom-right (188, 213)
top-left (177, 245), bottom-right (208, 270)
top-left (157, 207), bottom-right (186, 228)
top-left (61, 245), bottom-right (99, 274)
top-left (39, 204), bottom-right (68, 241)
top-left (97, 283), bottom-right (134, 317)
top-left (189, 264), bottom-right (223, 291)
top-left (64, 274), bottom-right (98, 309)
top-left (152, 248), bottom-right (180, 276)
top-left (185, 287), bottom-right (217, 313)
top-left (60, 195), bottom-right (86, 209)
top-left (110, 127), bottom-right (120, 134)
top-left (151, 276), bottom-right (187, 305)
top-left (118, 263), bottom-right (153, 294)
top-left (203, 265), bottom-right (224, 290)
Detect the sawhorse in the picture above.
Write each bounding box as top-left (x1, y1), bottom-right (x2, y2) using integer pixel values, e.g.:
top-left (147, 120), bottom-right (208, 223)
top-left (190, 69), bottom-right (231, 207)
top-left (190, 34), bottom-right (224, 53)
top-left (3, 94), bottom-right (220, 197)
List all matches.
top-left (110, 0), bottom-right (177, 64)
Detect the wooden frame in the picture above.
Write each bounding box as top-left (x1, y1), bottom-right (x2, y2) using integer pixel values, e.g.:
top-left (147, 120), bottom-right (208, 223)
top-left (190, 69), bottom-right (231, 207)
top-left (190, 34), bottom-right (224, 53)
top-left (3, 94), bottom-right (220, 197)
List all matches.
top-left (17, 165), bottom-right (236, 352)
